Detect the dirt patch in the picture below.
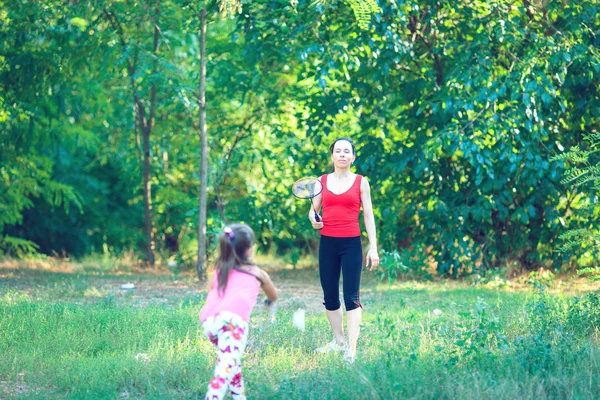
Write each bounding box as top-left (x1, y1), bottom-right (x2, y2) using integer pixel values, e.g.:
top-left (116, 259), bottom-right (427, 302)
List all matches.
top-left (0, 261), bottom-right (328, 312)
top-left (0, 372), bottom-right (46, 399)
top-left (2, 259), bottom-right (598, 313)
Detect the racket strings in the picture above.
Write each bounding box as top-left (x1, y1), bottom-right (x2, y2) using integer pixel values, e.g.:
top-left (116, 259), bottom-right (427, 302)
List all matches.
top-left (292, 177), bottom-right (323, 199)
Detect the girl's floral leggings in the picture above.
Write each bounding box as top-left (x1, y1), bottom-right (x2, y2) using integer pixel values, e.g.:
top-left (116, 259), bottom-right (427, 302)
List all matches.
top-left (202, 311), bottom-right (249, 400)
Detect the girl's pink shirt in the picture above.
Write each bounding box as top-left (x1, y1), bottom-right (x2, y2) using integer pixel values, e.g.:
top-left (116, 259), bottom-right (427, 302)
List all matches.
top-left (200, 268), bottom-right (260, 323)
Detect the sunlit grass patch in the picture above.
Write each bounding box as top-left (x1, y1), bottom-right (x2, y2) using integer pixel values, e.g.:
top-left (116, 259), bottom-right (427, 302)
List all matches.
top-left (0, 263), bottom-right (599, 399)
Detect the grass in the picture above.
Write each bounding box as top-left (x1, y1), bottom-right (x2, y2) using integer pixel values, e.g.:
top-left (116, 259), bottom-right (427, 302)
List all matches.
top-left (1, 259), bottom-right (599, 399)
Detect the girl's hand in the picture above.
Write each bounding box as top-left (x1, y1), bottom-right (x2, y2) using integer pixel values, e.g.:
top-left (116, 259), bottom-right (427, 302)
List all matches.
top-left (366, 248), bottom-right (380, 271)
top-left (311, 219), bottom-right (324, 230)
top-left (265, 289), bottom-right (279, 306)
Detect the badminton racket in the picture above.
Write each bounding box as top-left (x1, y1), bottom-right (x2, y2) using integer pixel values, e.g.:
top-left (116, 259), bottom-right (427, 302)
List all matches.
top-left (292, 177), bottom-right (324, 223)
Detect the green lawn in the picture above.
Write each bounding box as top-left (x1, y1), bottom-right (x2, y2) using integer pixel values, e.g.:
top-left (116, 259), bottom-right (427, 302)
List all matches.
top-left (1, 262), bottom-right (599, 399)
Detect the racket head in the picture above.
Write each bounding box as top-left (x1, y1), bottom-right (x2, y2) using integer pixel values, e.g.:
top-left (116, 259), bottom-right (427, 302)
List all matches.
top-left (292, 177), bottom-right (324, 199)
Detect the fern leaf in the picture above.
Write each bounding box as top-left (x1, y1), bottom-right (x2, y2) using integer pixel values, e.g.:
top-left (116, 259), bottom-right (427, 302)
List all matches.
top-left (0, 235), bottom-right (40, 257)
top-left (42, 181), bottom-right (83, 214)
top-left (345, 0), bottom-right (380, 30)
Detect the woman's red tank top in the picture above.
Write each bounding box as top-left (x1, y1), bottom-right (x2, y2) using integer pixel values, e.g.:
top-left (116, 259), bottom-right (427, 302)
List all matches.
top-left (320, 174), bottom-right (362, 238)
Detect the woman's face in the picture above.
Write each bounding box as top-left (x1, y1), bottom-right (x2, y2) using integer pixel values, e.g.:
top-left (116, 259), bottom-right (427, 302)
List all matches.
top-left (331, 140), bottom-right (355, 168)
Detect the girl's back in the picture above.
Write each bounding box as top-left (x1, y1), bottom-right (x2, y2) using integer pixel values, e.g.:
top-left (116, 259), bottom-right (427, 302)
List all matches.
top-left (200, 268), bottom-right (261, 323)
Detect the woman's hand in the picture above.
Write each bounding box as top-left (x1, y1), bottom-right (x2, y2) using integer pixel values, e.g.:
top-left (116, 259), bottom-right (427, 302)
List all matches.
top-left (311, 218), bottom-right (323, 230)
top-left (366, 248), bottom-right (379, 270)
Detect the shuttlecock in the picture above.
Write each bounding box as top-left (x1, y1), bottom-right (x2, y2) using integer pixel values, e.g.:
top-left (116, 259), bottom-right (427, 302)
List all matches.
top-left (135, 353), bottom-right (150, 362)
top-left (292, 308), bottom-right (305, 331)
top-left (433, 308), bottom-right (442, 316)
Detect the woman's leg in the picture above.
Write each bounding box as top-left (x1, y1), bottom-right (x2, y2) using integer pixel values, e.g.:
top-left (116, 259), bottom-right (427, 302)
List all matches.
top-left (341, 237), bottom-right (363, 358)
top-left (325, 308), bottom-right (345, 346)
top-left (346, 308), bottom-right (362, 359)
top-left (319, 235), bottom-right (344, 346)
top-left (202, 312), bottom-right (249, 400)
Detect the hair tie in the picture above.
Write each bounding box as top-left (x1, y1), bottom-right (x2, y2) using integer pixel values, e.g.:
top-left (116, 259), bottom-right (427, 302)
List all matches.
top-left (224, 227), bottom-right (235, 241)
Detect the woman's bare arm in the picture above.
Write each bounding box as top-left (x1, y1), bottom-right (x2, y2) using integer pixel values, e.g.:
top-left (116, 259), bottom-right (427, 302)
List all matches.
top-left (308, 177), bottom-right (324, 229)
top-left (361, 177), bottom-right (379, 270)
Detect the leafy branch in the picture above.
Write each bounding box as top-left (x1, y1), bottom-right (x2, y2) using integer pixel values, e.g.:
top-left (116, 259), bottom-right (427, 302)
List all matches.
top-left (553, 132), bottom-right (600, 278)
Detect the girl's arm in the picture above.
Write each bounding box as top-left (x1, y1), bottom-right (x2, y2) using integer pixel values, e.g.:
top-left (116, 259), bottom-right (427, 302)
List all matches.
top-left (361, 177), bottom-right (380, 270)
top-left (253, 267), bottom-right (278, 303)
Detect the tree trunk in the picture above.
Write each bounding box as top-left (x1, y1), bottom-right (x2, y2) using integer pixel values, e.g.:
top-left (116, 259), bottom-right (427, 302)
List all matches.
top-left (142, 126), bottom-right (154, 266)
top-left (142, 1), bottom-right (161, 267)
top-left (197, 6), bottom-right (208, 280)
top-left (103, 4), bottom-right (160, 266)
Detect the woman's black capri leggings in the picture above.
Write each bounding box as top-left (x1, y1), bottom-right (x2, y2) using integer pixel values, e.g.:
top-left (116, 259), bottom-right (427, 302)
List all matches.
top-left (318, 235), bottom-right (363, 311)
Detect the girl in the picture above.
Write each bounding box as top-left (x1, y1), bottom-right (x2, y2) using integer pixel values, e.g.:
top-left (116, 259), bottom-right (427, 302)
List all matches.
top-left (200, 223), bottom-right (278, 400)
top-left (309, 137), bottom-right (379, 363)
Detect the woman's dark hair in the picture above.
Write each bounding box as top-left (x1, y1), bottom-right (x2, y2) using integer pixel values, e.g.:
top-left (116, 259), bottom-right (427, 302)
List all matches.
top-left (216, 223), bottom-right (255, 293)
top-left (330, 137), bottom-right (356, 155)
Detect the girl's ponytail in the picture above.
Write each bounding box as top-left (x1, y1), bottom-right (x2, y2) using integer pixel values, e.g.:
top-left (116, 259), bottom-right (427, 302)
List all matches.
top-left (215, 224), bottom-right (255, 293)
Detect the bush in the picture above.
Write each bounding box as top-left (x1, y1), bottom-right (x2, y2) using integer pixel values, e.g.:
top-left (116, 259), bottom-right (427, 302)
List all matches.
top-left (377, 247), bottom-right (432, 282)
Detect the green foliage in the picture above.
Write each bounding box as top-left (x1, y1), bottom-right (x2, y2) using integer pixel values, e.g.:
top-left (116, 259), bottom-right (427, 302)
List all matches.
top-left (469, 269), bottom-right (512, 289)
top-left (577, 267), bottom-right (600, 281)
top-left (553, 133), bottom-right (600, 264)
top-left (219, 0), bottom-right (242, 16)
top-left (556, 133), bottom-right (600, 188)
top-left (253, 0), bottom-right (600, 274)
top-left (378, 247), bottom-right (431, 282)
top-left (378, 249), bottom-right (408, 282)
top-left (343, 0), bottom-right (380, 30)
top-left (447, 297), bottom-right (509, 365)
top-left (0, 152), bottom-right (83, 255)
top-left (557, 228), bottom-right (600, 254)
top-left (1, 0), bottom-right (600, 277)
top-left (525, 291), bottom-right (600, 342)
top-left (525, 269), bottom-right (555, 291)
top-left (0, 236), bottom-right (39, 258)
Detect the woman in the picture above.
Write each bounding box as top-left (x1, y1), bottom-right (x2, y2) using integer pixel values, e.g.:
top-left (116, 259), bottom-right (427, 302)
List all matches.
top-left (309, 137), bottom-right (379, 363)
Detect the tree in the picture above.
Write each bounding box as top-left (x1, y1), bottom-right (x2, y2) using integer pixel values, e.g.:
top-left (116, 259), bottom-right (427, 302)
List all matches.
top-left (197, 5), bottom-right (209, 279)
top-left (241, 0), bottom-right (600, 274)
top-left (103, 1), bottom-right (164, 266)
top-left (0, 1), bottom-right (83, 256)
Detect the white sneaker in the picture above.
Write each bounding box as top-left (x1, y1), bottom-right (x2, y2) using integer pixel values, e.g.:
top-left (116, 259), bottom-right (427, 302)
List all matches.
top-left (315, 340), bottom-right (345, 353)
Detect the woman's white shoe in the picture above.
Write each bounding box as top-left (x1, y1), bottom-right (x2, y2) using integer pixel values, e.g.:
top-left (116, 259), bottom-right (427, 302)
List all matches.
top-left (343, 350), bottom-right (356, 364)
top-left (315, 340), bottom-right (345, 353)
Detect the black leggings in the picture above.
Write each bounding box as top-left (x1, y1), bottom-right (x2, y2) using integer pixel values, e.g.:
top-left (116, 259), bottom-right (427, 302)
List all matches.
top-left (318, 235), bottom-right (363, 311)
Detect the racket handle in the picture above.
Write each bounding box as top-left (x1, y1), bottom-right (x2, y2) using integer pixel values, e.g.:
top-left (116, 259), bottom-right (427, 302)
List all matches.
top-left (314, 211), bottom-right (321, 222)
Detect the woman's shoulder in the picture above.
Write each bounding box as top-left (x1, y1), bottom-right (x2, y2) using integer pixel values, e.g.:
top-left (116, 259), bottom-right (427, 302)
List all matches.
top-left (359, 175), bottom-right (370, 190)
